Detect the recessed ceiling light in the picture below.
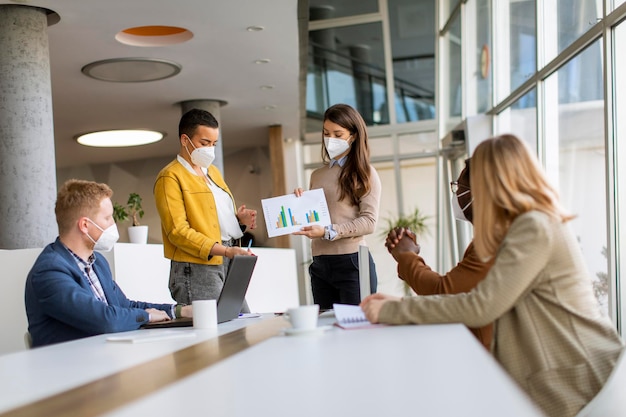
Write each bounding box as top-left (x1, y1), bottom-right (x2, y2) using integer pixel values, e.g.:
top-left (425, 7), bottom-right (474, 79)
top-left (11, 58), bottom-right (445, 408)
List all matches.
top-left (116, 26), bottom-right (194, 47)
top-left (81, 58), bottom-right (181, 82)
top-left (254, 59), bottom-right (271, 64)
top-left (76, 130), bottom-right (164, 147)
top-left (260, 85), bottom-right (275, 90)
top-left (264, 105), bottom-right (277, 110)
top-left (246, 26), bottom-right (265, 32)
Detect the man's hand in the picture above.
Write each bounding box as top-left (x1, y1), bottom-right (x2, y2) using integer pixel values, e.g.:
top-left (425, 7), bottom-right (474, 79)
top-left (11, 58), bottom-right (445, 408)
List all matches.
top-left (360, 293), bottom-right (401, 323)
top-left (146, 308), bottom-right (171, 323)
top-left (237, 205), bottom-right (257, 230)
top-left (385, 227), bottom-right (420, 261)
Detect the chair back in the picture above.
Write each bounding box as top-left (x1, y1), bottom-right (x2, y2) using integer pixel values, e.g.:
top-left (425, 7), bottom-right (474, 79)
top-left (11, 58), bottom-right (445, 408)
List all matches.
top-left (24, 331), bottom-right (32, 349)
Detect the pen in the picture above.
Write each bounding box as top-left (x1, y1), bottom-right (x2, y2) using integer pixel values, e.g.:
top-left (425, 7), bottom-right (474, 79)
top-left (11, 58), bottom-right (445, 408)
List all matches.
top-left (247, 240), bottom-right (252, 251)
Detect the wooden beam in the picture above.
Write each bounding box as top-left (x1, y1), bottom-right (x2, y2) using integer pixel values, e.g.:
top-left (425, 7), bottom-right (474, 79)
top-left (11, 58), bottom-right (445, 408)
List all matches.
top-left (268, 125), bottom-right (290, 248)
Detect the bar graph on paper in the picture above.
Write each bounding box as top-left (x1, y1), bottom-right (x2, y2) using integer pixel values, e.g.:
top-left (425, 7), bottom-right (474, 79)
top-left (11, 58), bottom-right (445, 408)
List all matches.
top-left (262, 189), bottom-right (331, 237)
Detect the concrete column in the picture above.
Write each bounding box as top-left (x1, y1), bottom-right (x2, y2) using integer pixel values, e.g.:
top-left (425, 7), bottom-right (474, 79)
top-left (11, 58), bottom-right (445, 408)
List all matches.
top-left (180, 99), bottom-right (228, 174)
top-left (0, 5), bottom-right (57, 249)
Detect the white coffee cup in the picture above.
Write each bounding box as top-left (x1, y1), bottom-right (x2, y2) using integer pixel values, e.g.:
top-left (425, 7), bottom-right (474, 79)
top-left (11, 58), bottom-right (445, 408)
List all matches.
top-left (285, 304), bottom-right (320, 331)
top-left (192, 299), bottom-right (218, 329)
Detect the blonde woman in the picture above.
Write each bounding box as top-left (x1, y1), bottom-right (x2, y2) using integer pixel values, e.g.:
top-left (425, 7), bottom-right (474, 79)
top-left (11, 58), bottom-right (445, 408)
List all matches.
top-left (361, 134), bottom-right (623, 417)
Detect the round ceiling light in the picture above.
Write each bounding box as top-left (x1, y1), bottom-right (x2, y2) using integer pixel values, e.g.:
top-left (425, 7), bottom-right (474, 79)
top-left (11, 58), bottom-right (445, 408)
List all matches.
top-left (116, 26), bottom-right (193, 47)
top-left (76, 130), bottom-right (164, 147)
top-left (81, 58), bottom-right (181, 82)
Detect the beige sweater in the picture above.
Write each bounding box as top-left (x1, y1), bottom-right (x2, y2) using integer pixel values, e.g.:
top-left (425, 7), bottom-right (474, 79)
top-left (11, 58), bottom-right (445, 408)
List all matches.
top-left (309, 163), bottom-right (381, 256)
top-left (379, 211), bottom-right (624, 417)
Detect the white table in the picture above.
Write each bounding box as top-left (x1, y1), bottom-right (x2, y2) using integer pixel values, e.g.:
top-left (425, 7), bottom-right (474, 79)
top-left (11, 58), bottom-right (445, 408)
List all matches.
top-left (0, 316), bottom-right (544, 417)
top-left (0, 316), bottom-right (267, 414)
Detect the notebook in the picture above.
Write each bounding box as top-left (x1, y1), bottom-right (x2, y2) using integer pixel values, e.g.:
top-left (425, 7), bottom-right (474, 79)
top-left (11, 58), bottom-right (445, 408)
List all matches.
top-left (333, 303), bottom-right (385, 330)
top-left (142, 255), bottom-right (258, 329)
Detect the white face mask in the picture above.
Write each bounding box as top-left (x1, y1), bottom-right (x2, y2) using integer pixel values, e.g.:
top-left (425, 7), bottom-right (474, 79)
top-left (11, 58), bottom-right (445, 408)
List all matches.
top-left (324, 136), bottom-right (351, 160)
top-left (451, 189), bottom-right (473, 222)
top-left (86, 219), bottom-right (119, 252)
top-left (186, 139), bottom-right (216, 168)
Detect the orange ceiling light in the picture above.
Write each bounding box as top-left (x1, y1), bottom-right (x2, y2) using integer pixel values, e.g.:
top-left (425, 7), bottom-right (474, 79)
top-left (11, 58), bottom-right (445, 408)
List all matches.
top-left (116, 26), bottom-right (193, 47)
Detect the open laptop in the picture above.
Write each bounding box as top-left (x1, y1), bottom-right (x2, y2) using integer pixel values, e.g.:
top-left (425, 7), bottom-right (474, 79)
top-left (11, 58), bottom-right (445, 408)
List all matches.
top-left (142, 255), bottom-right (258, 328)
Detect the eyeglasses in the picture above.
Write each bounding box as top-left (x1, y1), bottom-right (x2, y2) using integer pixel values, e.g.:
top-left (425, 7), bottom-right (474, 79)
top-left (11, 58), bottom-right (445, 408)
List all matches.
top-left (450, 181), bottom-right (470, 194)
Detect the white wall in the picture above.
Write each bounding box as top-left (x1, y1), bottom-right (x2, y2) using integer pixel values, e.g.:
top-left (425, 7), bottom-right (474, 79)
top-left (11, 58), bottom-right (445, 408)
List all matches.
top-left (56, 147), bottom-right (276, 248)
top-left (0, 244), bottom-right (299, 356)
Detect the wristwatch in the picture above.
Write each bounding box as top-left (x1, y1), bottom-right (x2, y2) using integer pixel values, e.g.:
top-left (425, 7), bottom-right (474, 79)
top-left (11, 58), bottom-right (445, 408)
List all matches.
top-left (323, 225), bottom-right (333, 241)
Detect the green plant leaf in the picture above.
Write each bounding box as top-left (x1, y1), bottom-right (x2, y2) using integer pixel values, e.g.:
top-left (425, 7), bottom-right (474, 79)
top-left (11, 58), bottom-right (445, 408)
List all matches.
top-left (127, 192), bottom-right (144, 226)
top-left (379, 207), bottom-right (430, 238)
top-left (112, 202), bottom-right (128, 223)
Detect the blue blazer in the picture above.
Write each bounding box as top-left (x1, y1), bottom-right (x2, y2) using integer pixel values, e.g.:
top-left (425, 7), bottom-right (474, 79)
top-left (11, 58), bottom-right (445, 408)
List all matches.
top-left (25, 238), bottom-right (174, 347)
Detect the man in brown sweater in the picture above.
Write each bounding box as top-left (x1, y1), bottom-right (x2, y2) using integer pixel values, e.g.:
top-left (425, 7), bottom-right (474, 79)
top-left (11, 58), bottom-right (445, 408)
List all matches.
top-left (385, 159), bottom-right (494, 349)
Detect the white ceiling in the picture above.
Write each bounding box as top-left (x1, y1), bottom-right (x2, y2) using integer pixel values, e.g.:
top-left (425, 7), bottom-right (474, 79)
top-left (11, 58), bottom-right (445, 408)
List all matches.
top-left (1, 0), bottom-right (301, 168)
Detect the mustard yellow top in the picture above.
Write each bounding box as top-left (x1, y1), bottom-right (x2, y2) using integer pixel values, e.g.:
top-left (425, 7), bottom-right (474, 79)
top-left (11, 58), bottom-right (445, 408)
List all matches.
top-left (154, 159), bottom-right (236, 265)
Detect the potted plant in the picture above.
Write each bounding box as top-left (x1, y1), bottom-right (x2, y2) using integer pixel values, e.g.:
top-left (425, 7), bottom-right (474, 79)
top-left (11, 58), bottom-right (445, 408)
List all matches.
top-left (113, 193), bottom-right (148, 244)
top-left (379, 207), bottom-right (429, 239)
top-left (380, 207), bottom-right (430, 296)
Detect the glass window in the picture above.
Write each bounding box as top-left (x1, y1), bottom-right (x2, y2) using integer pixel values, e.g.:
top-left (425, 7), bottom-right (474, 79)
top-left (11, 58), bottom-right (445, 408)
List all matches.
top-left (497, 0), bottom-right (536, 102)
top-left (307, 23), bottom-right (388, 130)
top-left (614, 20), bottom-right (626, 320)
top-left (399, 157), bottom-right (437, 288)
top-left (499, 88), bottom-right (537, 152)
top-left (447, 15), bottom-right (462, 118)
top-left (511, 0), bottom-right (536, 93)
top-left (388, 0), bottom-right (436, 123)
top-left (368, 158), bottom-right (437, 297)
top-left (546, 41), bottom-right (607, 315)
top-left (546, 0), bottom-right (599, 61)
top-left (614, 0), bottom-right (626, 10)
top-left (367, 161), bottom-right (401, 296)
top-left (475, 0), bottom-right (492, 113)
top-left (442, 0), bottom-right (461, 20)
top-left (309, 0), bottom-right (378, 21)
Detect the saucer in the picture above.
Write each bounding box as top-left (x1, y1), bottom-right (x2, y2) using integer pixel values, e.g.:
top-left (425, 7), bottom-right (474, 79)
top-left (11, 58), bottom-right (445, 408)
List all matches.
top-left (282, 325), bottom-right (333, 336)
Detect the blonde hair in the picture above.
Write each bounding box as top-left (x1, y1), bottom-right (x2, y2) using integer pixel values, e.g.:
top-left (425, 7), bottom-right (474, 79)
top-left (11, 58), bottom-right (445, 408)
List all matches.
top-left (55, 179), bottom-right (113, 235)
top-left (470, 134), bottom-right (573, 260)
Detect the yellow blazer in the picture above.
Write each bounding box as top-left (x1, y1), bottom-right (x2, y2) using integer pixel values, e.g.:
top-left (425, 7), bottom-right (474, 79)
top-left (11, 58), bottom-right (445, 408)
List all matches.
top-left (154, 159), bottom-right (237, 265)
top-left (379, 211), bottom-right (624, 417)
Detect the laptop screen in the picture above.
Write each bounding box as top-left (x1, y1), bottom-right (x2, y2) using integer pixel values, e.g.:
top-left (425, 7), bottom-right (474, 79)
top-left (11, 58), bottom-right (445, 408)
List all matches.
top-left (142, 255), bottom-right (258, 328)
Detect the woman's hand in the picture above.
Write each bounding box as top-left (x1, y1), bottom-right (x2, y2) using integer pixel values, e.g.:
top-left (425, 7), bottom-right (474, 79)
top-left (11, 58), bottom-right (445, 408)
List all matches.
top-left (224, 246), bottom-right (255, 259)
top-left (360, 293), bottom-right (401, 323)
top-left (294, 187), bottom-right (304, 197)
top-left (237, 205), bottom-right (257, 230)
top-left (292, 225), bottom-right (324, 239)
top-left (180, 305), bottom-right (193, 318)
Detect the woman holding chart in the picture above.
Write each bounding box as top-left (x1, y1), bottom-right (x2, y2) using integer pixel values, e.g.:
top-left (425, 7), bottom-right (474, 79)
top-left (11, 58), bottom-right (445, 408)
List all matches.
top-left (294, 103), bottom-right (381, 308)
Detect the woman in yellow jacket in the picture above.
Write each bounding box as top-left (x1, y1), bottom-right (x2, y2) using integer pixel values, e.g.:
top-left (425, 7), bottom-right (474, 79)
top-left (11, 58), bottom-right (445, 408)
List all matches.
top-left (154, 109), bottom-right (256, 306)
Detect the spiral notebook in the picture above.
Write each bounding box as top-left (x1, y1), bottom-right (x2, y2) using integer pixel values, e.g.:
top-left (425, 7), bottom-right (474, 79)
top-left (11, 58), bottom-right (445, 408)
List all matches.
top-left (333, 303), bottom-right (384, 330)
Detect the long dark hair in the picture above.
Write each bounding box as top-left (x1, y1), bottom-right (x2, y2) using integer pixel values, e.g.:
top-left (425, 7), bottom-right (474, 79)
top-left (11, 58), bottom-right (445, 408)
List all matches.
top-left (322, 104), bottom-right (371, 206)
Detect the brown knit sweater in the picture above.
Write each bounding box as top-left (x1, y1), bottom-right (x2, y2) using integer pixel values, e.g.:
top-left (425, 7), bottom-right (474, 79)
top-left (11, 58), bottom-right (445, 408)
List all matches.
top-left (309, 163), bottom-right (381, 256)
